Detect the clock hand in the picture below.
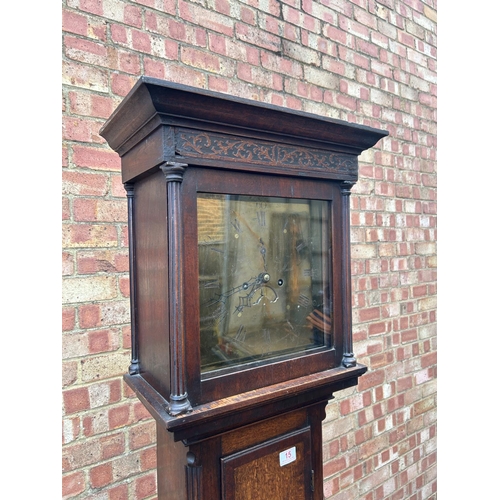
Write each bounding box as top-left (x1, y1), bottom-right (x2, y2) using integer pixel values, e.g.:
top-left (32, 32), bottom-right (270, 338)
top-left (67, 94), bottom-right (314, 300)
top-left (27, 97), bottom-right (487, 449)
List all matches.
top-left (231, 210), bottom-right (260, 242)
top-left (259, 238), bottom-right (267, 271)
top-left (231, 210), bottom-right (268, 271)
top-left (210, 272), bottom-right (269, 306)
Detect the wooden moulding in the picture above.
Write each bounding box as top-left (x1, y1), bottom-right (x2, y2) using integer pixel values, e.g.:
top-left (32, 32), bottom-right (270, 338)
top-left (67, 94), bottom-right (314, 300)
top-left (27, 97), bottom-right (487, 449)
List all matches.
top-left (100, 76), bottom-right (388, 184)
top-left (124, 363), bottom-right (366, 444)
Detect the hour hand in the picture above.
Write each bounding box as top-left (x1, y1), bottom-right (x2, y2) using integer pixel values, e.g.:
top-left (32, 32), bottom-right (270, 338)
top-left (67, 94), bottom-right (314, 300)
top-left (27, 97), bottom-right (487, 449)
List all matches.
top-left (259, 239), bottom-right (267, 269)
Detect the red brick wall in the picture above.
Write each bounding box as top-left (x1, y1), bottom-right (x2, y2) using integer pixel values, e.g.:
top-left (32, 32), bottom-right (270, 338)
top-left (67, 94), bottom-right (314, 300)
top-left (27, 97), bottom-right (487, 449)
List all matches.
top-left (62, 1), bottom-right (437, 498)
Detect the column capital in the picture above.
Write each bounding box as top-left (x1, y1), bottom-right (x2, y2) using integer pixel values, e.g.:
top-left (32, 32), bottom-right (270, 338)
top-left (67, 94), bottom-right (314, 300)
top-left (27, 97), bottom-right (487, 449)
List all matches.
top-left (160, 162), bottom-right (187, 182)
top-left (340, 180), bottom-right (356, 195)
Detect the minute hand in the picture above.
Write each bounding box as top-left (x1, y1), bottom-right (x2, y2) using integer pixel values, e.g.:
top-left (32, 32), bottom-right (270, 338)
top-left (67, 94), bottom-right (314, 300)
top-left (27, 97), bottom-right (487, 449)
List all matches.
top-left (231, 210), bottom-right (268, 270)
top-left (231, 209), bottom-right (262, 243)
top-left (220, 272), bottom-right (269, 300)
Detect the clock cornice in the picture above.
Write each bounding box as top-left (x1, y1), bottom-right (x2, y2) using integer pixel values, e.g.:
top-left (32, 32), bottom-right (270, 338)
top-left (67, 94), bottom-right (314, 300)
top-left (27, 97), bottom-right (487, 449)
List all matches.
top-left (100, 77), bottom-right (388, 183)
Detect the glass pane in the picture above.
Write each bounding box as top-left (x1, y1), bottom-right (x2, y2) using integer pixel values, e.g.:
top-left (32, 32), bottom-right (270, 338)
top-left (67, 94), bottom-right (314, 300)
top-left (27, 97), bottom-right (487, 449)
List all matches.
top-left (198, 193), bottom-right (332, 373)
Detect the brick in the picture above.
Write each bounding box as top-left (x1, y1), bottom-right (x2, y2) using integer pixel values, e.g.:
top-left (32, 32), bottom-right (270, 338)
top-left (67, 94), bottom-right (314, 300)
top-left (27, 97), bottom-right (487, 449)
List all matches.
top-left (303, 0), bottom-right (338, 24)
top-left (80, 352), bottom-right (130, 382)
top-left (77, 250), bottom-right (129, 274)
top-left (110, 72), bottom-right (137, 96)
top-left (124, 4), bottom-right (142, 27)
top-left (79, 301), bottom-right (128, 330)
top-left (63, 170), bottom-right (109, 196)
top-left (90, 462), bottom-right (113, 488)
top-left (261, 51), bottom-right (303, 77)
top-left (179, 0), bottom-right (234, 36)
top-left (62, 361), bottom-right (78, 387)
top-left (111, 451), bottom-right (142, 480)
top-left (284, 4), bottom-right (321, 32)
top-left (109, 484), bottom-right (130, 499)
top-left (338, 45), bottom-right (371, 69)
top-left (73, 198), bottom-right (127, 222)
top-left (359, 436), bottom-right (390, 463)
top-left (163, 64), bottom-right (207, 88)
top-left (238, 63), bottom-right (280, 90)
top-left (238, 4), bottom-right (256, 25)
top-left (208, 33), bottom-right (227, 55)
top-left (63, 387), bottom-right (90, 414)
top-left (423, 6), bottom-right (437, 24)
top-left (119, 276), bottom-right (130, 297)
top-left (62, 471), bottom-right (85, 498)
top-left (358, 307), bottom-right (380, 322)
top-left (62, 275), bottom-right (117, 304)
top-left (83, 411), bottom-right (109, 437)
top-left (62, 115), bottom-right (103, 143)
top-left (285, 79), bottom-right (323, 101)
top-left (354, 6), bottom-right (378, 30)
top-left (143, 57), bottom-right (166, 79)
top-left (101, 432), bottom-right (127, 460)
top-left (79, 303), bottom-right (101, 328)
top-left (140, 447), bottom-right (157, 470)
top-left (114, 49), bottom-right (142, 74)
top-left (358, 369), bottom-right (385, 391)
top-left (63, 306), bottom-right (76, 331)
top-left (69, 90), bottom-right (115, 118)
top-left (418, 296), bottom-right (436, 311)
top-left (259, 12), bottom-right (283, 37)
top-left (63, 331), bottom-right (90, 359)
top-left (63, 416), bottom-right (81, 444)
top-left (64, 35), bottom-right (108, 67)
top-left (304, 66), bottom-right (339, 89)
top-left (324, 25), bottom-right (348, 48)
top-left (72, 145), bottom-right (120, 170)
top-left (352, 244), bottom-right (377, 259)
top-left (302, 31), bottom-right (335, 56)
top-left (413, 396), bottom-right (435, 416)
top-left (136, 472), bottom-right (157, 499)
top-left (110, 175), bottom-right (127, 197)
top-left (282, 39), bottom-right (321, 66)
top-left (90, 379), bottom-right (122, 408)
top-left (62, 10), bottom-right (89, 37)
top-left (235, 22), bottom-right (281, 52)
top-left (324, 456), bottom-right (347, 477)
top-left (109, 404), bottom-right (132, 429)
top-left (181, 46), bottom-right (226, 75)
top-left (131, 29), bottom-right (151, 53)
top-left (133, 400), bottom-right (153, 421)
top-left (128, 422), bottom-right (155, 451)
top-left (89, 328), bottom-right (119, 353)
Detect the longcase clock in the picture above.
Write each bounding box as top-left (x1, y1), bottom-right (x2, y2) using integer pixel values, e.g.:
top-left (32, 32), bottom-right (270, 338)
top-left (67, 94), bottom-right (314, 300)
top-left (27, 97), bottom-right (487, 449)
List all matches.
top-left (100, 77), bottom-right (388, 500)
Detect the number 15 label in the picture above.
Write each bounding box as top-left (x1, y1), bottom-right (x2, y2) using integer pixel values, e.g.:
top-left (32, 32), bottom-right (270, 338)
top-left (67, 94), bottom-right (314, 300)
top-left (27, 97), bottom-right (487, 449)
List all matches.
top-left (279, 446), bottom-right (296, 467)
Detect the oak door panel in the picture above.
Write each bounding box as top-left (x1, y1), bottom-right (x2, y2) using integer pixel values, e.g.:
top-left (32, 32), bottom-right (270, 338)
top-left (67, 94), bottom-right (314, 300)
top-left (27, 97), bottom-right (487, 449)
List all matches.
top-left (221, 427), bottom-right (312, 500)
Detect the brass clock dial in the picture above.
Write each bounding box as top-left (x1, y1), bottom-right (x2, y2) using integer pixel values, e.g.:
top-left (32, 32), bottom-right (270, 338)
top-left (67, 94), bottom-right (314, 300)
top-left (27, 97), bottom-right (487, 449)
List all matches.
top-left (198, 193), bottom-right (332, 372)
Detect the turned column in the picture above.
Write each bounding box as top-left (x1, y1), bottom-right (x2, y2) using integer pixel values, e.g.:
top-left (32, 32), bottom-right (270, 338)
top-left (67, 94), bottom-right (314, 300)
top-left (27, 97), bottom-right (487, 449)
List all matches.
top-left (125, 183), bottom-right (140, 375)
top-left (340, 181), bottom-right (356, 368)
top-left (161, 162), bottom-right (192, 416)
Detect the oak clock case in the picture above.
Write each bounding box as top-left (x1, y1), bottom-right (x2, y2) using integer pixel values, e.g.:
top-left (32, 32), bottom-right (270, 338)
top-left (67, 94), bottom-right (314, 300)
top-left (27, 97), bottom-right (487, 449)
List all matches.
top-left (99, 77), bottom-right (388, 500)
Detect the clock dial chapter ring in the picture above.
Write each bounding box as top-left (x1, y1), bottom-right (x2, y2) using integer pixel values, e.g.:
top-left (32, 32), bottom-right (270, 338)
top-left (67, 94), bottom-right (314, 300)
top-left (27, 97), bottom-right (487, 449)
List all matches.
top-left (198, 192), bottom-right (332, 372)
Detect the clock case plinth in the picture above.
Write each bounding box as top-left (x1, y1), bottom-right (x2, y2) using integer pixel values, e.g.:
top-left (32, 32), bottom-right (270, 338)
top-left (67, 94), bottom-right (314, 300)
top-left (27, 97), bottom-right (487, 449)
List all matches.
top-left (100, 77), bottom-right (388, 500)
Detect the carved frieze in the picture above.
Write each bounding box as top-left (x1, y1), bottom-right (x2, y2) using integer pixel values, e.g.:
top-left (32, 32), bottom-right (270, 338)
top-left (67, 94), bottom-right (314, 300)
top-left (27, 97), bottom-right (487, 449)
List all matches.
top-left (175, 129), bottom-right (357, 177)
